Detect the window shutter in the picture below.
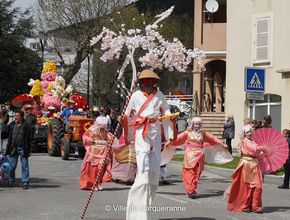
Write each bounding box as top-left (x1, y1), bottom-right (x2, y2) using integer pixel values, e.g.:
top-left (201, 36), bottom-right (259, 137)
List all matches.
top-left (252, 13), bottom-right (272, 64)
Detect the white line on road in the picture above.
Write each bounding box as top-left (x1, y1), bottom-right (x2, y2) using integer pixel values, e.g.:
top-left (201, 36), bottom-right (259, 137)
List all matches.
top-left (157, 193), bottom-right (199, 204)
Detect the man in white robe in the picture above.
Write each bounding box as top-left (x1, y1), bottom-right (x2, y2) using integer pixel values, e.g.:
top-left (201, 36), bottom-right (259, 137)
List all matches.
top-left (123, 69), bottom-right (175, 220)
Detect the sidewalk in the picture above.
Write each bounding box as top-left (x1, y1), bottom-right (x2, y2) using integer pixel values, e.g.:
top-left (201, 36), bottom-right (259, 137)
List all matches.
top-left (205, 165), bottom-right (284, 186)
top-left (174, 150), bottom-right (284, 186)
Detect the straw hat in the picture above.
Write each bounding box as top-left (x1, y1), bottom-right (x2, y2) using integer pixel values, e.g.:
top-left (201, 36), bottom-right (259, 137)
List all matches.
top-left (138, 69), bottom-right (160, 81)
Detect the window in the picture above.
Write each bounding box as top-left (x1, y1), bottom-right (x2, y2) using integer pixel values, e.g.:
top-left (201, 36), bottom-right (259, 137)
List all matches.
top-left (252, 12), bottom-right (273, 65)
top-left (248, 94), bottom-right (281, 131)
top-left (30, 43), bottom-right (39, 51)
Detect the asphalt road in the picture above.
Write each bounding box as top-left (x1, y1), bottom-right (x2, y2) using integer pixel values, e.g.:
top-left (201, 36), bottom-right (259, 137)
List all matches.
top-left (0, 154), bottom-right (289, 220)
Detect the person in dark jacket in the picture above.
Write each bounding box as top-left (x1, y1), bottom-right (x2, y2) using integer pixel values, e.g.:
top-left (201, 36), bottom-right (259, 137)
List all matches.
top-left (22, 104), bottom-right (37, 153)
top-left (223, 115), bottom-right (235, 154)
top-left (278, 129), bottom-right (290, 189)
top-left (5, 110), bottom-right (33, 189)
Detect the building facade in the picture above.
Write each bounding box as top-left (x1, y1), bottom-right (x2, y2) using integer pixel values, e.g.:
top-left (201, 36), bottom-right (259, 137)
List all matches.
top-left (193, 0), bottom-right (227, 114)
top-left (227, 0), bottom-right (290, 145)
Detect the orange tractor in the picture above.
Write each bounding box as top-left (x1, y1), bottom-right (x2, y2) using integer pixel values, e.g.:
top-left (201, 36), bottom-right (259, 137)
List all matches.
top-left (60, 115), bottom-right (94, 160)
top-left (47, 116), bottom-right (94, 160)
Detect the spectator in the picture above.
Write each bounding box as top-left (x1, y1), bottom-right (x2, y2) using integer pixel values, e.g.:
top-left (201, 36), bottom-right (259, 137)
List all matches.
top-left (278, 129), bottom-right (290, 189)
top-left (22, 104), bottom-right (37, 153)
top-left (223, 115), bottom-right (235, 155)
top-left (262, 115), bottom-right (272, 128)
top-left (239, 118), bottom-right (252, 140)
top-left (252, 119), bottom-right (262, 130)
top-left (0, 111), bottom-right (4, 153)
top-left (92, 106), bottom-right (100, 120)
top-left (5, 110), bottom-right (34, 189)
top-left (108, 108), bottom-right (118, 134)
top-left (0, 109), bottom-right (10, 153)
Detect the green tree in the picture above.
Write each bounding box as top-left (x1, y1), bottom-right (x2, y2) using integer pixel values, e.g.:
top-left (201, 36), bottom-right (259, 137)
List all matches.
top-left (0, 0), bottom-right (41, 104)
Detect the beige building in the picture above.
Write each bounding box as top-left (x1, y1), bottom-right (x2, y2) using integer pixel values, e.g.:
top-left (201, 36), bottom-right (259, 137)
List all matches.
top-left (227, 0), bottom-right (290, 145)
top-left (193, 0), bottom-right (290, 145)
top-left (193, 0), bottom-right (227, 140)
top-left (193, 0), bottom-right (227, 115)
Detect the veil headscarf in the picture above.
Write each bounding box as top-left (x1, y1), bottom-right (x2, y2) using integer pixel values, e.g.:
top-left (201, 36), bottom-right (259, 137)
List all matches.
top-left (241, 124), bottom-right (253, 139)
top-left (89, 115), bottom-right (108, 133)
top-left (191, 116), bottom-right (203, 133)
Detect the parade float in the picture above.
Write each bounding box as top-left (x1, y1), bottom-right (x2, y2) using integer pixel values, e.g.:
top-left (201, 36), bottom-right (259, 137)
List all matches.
top-left (11, 61), bottom-right (92, 159)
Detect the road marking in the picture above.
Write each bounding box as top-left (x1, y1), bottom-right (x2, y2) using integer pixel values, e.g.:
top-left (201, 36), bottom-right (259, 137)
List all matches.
top-left (157, 193), bottom-right (200, 204)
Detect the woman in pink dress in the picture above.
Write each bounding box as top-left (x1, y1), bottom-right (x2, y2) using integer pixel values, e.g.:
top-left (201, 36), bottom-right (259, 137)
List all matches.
top-left (227, 124), bottom-right (266, 213)
top-left (80, 115), bottom-right (112, 190)
top-left (167, 117), bottom-right (227, 199)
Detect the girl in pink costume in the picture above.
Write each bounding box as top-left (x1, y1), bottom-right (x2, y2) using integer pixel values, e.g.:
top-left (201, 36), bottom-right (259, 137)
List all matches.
top-left (167, 117), bottom-right (227, 199)
top-left (80, 116), bottom-right (112, 190)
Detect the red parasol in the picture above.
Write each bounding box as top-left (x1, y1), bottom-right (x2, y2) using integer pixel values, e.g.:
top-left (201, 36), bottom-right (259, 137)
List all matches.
top-left (11, 94), bottom-right (34, 108)
top-left (253, 127), bottom-right (289, 172)
top-left (69, 93), bottom-right (88, 110)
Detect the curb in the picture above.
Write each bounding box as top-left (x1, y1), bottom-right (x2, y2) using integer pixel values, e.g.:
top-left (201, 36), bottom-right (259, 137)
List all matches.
top-left (205, 165), bottom-right (284, 185)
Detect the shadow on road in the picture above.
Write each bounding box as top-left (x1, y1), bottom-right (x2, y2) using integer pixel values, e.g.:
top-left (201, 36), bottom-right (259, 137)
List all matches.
top-left (29, 177), bottom-right (60, 188)
top-left (157, 191), bottom-right (186, 196)
top-left (167, 179), bottom-right (183, 184)
top-left (30, 184), bottom-right (61, 188)
top-left (200, 177), bottom-right (231, 184)
top-left (262, 206), bottom-right (290, 213)
top-left (197, 190), bottom-right (224, 198)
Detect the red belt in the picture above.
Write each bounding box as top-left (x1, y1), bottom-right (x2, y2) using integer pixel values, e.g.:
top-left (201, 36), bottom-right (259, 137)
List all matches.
top-left (131, 116), bottom-right (158, 139)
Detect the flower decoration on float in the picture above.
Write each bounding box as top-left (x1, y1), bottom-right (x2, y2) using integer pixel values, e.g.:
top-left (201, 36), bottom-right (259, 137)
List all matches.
top-left (42, 61), bottom-right (57, 73)
top-left (28, 79), bottom-right (44, 97)
top-left (69, 93), bottom-right (88, 110)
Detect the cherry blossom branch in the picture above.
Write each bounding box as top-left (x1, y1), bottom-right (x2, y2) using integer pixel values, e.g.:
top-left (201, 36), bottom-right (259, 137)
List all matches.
top-left (90, 6), bottom-right (205, 93)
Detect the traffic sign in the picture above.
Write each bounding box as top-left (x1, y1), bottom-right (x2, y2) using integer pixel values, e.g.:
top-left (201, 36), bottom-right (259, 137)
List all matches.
top-left (244, 67), bottom-right (265, 92)
top-left (246, 92), bottom-right (264, 101)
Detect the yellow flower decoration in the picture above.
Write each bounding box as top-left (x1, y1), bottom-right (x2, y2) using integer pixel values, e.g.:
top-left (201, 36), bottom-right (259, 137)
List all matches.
top-left (30, 80), bottom-right (44, 97)
top-left (47, 82), bottom-right (54, 92)
top-left (42, 61), bottom-right (57, 73)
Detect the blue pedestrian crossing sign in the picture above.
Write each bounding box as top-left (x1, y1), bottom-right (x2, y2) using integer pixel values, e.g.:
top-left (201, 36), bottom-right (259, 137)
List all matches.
top-left (244, 67), bottom-right (265, 92)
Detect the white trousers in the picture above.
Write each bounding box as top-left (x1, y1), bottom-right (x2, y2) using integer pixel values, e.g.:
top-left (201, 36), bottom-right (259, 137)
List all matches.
top-left (126, 170), bottom-right (159, 220)
top-left (160, 165), bottom-right (167, 180)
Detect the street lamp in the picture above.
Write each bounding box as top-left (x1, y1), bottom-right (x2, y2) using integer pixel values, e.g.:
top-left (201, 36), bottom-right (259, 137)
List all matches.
top-left (87, 54), bottom-right (90, 107)
top-left (38, 31), bottom-right (45, 68)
